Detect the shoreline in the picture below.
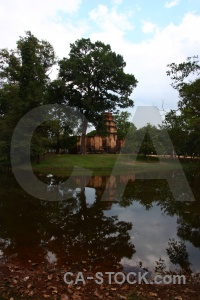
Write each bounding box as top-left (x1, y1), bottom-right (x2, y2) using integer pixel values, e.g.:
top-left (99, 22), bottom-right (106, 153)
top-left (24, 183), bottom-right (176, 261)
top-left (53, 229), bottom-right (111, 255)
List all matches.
top-left (1, 258), bottom-right (200, 300)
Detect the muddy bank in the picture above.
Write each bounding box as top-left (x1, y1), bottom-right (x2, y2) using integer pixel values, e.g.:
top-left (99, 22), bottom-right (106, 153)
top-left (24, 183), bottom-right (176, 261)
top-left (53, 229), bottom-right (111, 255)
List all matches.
top-left (0, 259), bottom-right (200, 300)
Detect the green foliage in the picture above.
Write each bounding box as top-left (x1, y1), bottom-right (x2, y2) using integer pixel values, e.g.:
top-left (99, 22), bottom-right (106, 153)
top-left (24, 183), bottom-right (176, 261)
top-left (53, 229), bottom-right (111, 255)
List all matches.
top-left (0, 31), bottom-right (56, 162)
top-left (166, 55), bottom-right (200, 157)
top-left (166, 56), bottom-right (200, 125)
top-left (59, 38), bottom-right (137, 118)
top-left (161, 110), bottom-right (188, 156)
top-left (87, 130), bottom-right (97, 136)
top-left (58, 38), bottom-right (138, 153)
top-left (114, 111), bottom-right (131, 139)
top-left (121, 123), bottom-right (137, 153)
top-left (179, 78), bottom-right (200, 127)
top-left (166, 238), bottom-right (191, 272)
top-left (135, 124), bottom-right (163, 156)
top-left (17, 31), bottom-right (55, 111)
top-left (166, 55), bottom-right (200, 90)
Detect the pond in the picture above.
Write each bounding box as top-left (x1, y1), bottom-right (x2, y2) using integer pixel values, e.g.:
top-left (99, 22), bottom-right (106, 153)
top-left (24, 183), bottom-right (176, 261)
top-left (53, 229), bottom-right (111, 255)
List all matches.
top-left (0, 169), bottom-right (200, 275)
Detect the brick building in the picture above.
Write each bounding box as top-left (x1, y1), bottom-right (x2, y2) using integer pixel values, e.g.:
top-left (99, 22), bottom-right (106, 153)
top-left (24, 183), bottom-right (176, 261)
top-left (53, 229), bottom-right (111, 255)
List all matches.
top-left (70, 112), bottom-right (125, 154)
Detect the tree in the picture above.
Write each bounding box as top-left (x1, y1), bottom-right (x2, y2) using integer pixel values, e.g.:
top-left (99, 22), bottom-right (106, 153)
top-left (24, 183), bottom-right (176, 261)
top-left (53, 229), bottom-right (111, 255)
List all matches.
top-left (0, 31), bottom-right (56, 162)
top-left (121, 123), bottom-right (137, 153)
top-left (135, 124), bottom-right (163, 157)
top-left (166, 56), bottom-right (200, 157)
top-left (166, 238), bottom-right (191, 273)
top-left (0, 172), bottom-right (135, 266)
top-left (113, 111), bottom-right (131, 139)
top-left (160, 110), bottom-right (188, 157)
top-left (44, 107), bottom-right (81, 154)
top-left (166, 56), bottom-right (200, 88)
top-left (58, 38), bottom-right (138, 154)
top-left (86, 129), bottom-right (97, 136)
top-left (166, 56), bottom-right (200, 127)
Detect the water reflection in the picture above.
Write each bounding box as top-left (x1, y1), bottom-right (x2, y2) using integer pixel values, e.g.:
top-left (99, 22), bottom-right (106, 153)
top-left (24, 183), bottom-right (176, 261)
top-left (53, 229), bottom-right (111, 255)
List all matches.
top-left (0, 170), bottom-right (200, 273)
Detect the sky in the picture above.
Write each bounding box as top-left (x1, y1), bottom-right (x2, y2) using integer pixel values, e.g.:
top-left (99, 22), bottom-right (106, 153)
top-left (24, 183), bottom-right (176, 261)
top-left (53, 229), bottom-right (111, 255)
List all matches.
top-left (1, 0), bottom-right (200, 127)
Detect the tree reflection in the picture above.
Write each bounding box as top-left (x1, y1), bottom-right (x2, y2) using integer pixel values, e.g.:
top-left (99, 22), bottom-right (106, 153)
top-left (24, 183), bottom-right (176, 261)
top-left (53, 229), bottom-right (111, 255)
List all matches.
top-left (119, 179), bottom-right (160, 209)
top-left (177, 215), bottom-right (200, 248)
top-left (166, 238), bottom-right (191, 273)
top-left (1, 169), bottom-right (200, 272)
top-left (0, 173), bottom-right (135, 268)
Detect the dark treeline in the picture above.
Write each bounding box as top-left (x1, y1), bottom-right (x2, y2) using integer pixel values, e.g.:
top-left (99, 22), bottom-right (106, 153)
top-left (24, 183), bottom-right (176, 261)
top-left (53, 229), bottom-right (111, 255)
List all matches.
top-left (0, 31), bottom-right (199, 162)
top-left (112, 110), bottom-right (200, 157)
top-left (0, 31), bottom-right (137, 162)
top-left (113, 55), bottom-right (200, 157)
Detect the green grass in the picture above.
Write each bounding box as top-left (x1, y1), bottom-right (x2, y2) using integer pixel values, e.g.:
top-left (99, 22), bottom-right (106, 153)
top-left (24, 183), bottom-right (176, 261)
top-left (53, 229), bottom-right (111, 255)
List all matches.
top-left (37, 153), bottom-right (118, 168)
top-left (31, 154), bottom-right (188, 176)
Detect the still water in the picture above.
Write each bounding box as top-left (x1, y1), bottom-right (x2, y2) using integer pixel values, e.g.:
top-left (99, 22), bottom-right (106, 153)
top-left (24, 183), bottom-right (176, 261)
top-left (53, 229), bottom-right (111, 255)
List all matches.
top-left (0, 170), bottom-right (200, 274)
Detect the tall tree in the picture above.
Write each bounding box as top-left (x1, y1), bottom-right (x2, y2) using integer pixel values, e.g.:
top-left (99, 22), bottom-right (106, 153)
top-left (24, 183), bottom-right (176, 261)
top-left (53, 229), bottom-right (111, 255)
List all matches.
top-left (166, 56), bottom-right (200, 126)
top-left (160, 110), bottom-right (188, 157)
top-left (58, 38), bottom-right (138, 154)
top-left (0, 31), bottom-right (56, 162)
top-left (135, 124), bottom-right (163, 157)
top-left (166, 56), bottom-right (200, 157)
top-left (113, 111), bottom-right (131, 139)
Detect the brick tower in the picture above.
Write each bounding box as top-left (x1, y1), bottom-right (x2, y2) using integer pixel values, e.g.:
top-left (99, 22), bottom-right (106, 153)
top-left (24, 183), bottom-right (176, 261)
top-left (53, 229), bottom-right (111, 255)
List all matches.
top-left (102, 112), bottom-right (118, 152)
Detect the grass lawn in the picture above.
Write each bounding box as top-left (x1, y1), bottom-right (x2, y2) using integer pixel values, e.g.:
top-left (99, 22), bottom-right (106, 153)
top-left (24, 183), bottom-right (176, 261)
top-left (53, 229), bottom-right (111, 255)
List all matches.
top-left (32, 154), bottom-right (187, 176)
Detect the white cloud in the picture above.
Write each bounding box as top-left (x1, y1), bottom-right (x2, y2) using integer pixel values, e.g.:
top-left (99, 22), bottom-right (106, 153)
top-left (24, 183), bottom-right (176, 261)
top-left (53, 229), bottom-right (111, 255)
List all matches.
top-left (165, 0), bottom-right (179, 8)
top-left (0, 0), bottom-right (83, 57)
top-left (89, 12), bottom-right (200, 112)
top-left (132, 13), bottom-right (200, 109)
top-left (142, 21), bottom-right (157, 33)
top-left (1, 0), bottom-right (200, 116)
top-left (89, 4), bottom-right (133, 35)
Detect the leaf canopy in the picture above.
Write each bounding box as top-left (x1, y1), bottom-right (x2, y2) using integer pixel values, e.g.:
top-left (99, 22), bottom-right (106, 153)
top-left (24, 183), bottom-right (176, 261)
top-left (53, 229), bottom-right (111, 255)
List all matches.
top-left (58, 38), bottom-right (137, 127)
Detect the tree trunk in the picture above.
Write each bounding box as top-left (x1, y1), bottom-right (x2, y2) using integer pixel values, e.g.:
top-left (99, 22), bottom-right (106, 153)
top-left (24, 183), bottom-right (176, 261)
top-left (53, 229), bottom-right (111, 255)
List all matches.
top-left (80, 118), bottom-right (88, 154)
top-left (55, 135), bottom-right (60, 154)
top-left (36, 153), bottom-right (40, 164)
top-left (80, 177), bottom-right (87, 220)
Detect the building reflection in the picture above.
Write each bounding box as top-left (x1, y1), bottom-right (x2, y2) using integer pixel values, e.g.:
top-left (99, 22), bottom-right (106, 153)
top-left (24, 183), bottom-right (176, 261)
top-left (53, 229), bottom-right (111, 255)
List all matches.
top-left (0, 173), bottom-right (135, 268)
top-left (0, 170), bottom-right (200, 273)
top-left (72, 174), bottom-right (135, 209)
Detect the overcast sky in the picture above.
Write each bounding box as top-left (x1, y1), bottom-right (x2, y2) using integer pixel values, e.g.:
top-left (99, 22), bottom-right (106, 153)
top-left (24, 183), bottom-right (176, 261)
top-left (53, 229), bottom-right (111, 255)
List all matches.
top-left (1, 0), bottom-right (200, 126)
